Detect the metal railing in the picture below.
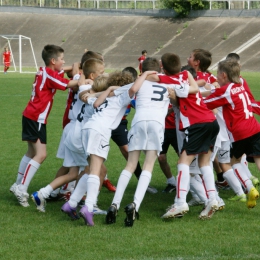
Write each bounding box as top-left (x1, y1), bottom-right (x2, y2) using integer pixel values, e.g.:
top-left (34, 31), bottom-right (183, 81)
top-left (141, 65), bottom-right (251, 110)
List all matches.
top-left (1, 0), bottom-right (260, 10)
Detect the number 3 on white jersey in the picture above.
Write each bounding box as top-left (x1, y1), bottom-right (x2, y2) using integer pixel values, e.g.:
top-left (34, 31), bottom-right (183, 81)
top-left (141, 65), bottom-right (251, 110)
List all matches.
top-left (239, 92), bottom-right (253, 119)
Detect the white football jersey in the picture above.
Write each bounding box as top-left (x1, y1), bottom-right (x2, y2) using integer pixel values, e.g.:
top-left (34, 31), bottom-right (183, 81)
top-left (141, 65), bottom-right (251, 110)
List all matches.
top-left (131, 80), bottom-right (171, 127)
top-left (64, 85), bottom-right (94, 153)
top-left (82, 90), bottom-right (133, 140)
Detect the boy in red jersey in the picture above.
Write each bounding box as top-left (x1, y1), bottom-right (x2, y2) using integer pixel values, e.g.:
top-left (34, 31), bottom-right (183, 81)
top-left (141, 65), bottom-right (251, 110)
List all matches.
top-left (10, 44), bottom-right (79, 207)
top-left (204, 60), bottom-right (260, 208)
top-left (138, 50), bottom-right (147, 74)
top-left (148, 53), bottom-right (220, 220)
top-left (2, 46), bottom-right (12, 74)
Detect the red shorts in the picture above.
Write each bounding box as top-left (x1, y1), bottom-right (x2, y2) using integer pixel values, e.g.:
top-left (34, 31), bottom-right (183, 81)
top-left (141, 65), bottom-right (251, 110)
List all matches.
top-left (4, 62), bottom-right (10, 67)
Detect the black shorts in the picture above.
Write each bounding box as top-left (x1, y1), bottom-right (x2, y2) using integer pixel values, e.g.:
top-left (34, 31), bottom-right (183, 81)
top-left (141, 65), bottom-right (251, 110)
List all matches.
top-left (22, 116), bottom-right (47, 144)
top-left (181, 120), bottom-right (219, 155)
top-left (230, 132), bottom-right (260, 160)
top-left (111, 119), bottom-right (128, 147)
top-left (160, 128), bottom-right (178, 155)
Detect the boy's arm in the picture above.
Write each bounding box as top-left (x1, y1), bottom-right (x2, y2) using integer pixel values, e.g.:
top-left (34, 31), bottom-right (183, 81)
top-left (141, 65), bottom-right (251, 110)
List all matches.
top-left (93, 86), bottom-right (118, 108)
top-left (168, 87), bottom-right (179, 107)
top-left (200, 90), bottom-right (211, 97)
top-left (129, 71), bottom-right (157, 97)
top-left (146, 73), bottom-right (160, 82)
top-left (187, 71), bottom-right (199, 94)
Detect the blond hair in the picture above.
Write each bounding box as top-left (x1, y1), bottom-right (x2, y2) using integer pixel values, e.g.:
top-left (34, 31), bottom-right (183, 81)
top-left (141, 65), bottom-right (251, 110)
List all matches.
top-left (218, 60), bottom-right (240, 84)
top-left (82, 58), bottom-right (104, 79)
top-left (92, 74), bottom-right (109, 93)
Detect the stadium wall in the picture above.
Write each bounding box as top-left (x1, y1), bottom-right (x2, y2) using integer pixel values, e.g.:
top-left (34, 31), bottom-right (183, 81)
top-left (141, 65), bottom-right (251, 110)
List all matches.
top-left (0, 6), bottom-right (260, 71)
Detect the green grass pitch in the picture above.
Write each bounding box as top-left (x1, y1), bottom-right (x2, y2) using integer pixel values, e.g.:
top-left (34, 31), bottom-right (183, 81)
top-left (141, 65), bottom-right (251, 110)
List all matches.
top-left (0, 72), bottom-right (260, 259)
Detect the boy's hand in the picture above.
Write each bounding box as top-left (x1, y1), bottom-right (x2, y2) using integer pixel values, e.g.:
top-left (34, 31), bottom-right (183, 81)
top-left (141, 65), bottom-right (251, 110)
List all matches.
top-left (168, 87), bottom-right (179, 107)
top-left (85, 79), bottom-right (93, 85)
top-left (143, 70), bottom-right (158, 76)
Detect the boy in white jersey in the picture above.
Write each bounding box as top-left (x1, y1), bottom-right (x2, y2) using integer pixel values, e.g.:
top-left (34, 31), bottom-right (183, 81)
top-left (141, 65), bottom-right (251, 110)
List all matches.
top-left (45, 51), bottom-right (105, 201)
top-left (31, 59), bottom-right (106, 213)
top-left (61, 71), bottom-right (135, 226)
top-left (10, 45), bottom-right (79, 207)
top-left (105, 57), bottom-right (197, 227)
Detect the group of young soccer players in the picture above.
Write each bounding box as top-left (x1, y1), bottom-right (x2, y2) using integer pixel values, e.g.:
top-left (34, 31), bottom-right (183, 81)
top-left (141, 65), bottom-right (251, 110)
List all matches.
top-left (10, 44), bottom-right (260, 227)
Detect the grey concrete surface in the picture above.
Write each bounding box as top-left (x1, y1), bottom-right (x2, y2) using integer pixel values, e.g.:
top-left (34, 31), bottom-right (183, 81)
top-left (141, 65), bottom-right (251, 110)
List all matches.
top-left (0, 7), bottom-right (260, 71)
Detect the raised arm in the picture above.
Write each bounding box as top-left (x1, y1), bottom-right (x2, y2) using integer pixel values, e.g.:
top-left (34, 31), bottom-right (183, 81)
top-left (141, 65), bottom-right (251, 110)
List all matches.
top-left (146, 73), bottom-right (160, 82)
top-left (93, 86), bottom-right (118, 108)
top-left (187, 71), bottom-right (199, 94)
top-left (129, 71), bottom-right (157, 97)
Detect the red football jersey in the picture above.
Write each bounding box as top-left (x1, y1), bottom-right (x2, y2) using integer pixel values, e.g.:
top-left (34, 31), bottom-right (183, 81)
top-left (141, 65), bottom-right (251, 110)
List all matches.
top-left (3, 51), bottom-right (11, 65)
top-left (240, 77), bottom-right (260, 116)
top-left (23, 67), bottom-right (69, 124)
top-left (204, 82), bottom-right (260, 142)
top-left (196, 71), bottom-right (217, 84)
top-left (165, 104), bottom-right (176, 129)
top-left (138, 55), bottom-right (146, 72)
top-left (158, 70), bottom-right (216, 131)
top-left (62, 88), bottom-right (74, 128)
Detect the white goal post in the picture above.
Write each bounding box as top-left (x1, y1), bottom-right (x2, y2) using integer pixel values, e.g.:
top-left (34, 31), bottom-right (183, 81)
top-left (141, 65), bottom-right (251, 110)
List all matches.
top-left (0, 35), bottom-right (38, 73)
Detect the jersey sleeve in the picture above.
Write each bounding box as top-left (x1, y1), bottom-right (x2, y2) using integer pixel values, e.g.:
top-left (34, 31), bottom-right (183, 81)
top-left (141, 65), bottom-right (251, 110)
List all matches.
top-left (204, 87), bottom-right (229, 110)
top-left (159, 75), bottom-right (189, 98)
top-left (46, 68), bottom-right (70, 90)
top-left (79, 84), bottom-right (92, 94)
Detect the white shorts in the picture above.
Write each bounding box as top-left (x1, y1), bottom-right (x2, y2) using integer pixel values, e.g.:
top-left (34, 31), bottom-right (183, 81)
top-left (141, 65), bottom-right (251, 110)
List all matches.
top-left (56, 122), bottom-right (74, 159)
top-left (217, 141), bottom-right (231, 164)
top-left (128, 121), bottom-right (164, 155)
top-left (63, 146), bottom-right (88, 167)
top-left (82, 129), bottom-right (110, 160)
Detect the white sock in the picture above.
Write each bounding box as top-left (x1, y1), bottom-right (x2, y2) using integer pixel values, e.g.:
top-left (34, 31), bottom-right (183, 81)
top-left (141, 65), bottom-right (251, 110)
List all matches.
top-left (69, 174), bottom-right (89, 208)
top-left (175, 164), bottom-right (190, 206)
top-left (167, 176), bottom-right (176, 185)
top-left (223, 169), bottom-right (244, 196)
top-left (104, 174), bottom-right (108, 181)
top-left (40, 185), bottom-right (53, 199)
top-left (200, 166), bottom-right (216, 201)
top-left (60, 180), bottom-right (76, 194)
top-left (16, 155), bottom-right (31, 185)
top-left (85, 174), bottom-right (100, 212)
top-left (112, 170), bottom-right (132, 210)
top-left (134, 171), bottom-right (152, 212)
top-left (232, 163), bottom-right (253, 192)
top-left (190, 175), bottom-right (208, 204)
top-left (19, 159), bottom-right (40, 192)
top-left (241, 154), bottom-right (249, 168)
top-left (94, 191), bottom-right (100, 206)
top-left (240, 160), bottom-right (253, 178)
top-left (50, 188), bottom-right (60, 197)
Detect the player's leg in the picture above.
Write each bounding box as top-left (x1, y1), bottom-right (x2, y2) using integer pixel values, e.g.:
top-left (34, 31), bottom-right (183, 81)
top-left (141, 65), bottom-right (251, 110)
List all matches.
top-left (158, 130), bottom-right (176, 193)
top-left (162, 150), bottom-right (195, 219)
top-left (106, 150), bottom-right (140, 225)
top-left (13, 138), bottom-right (46, 207)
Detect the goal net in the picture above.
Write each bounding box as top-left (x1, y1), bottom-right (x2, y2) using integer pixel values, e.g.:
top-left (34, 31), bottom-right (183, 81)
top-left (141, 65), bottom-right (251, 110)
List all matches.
top-left (0, 35), bottom-right (38, 73)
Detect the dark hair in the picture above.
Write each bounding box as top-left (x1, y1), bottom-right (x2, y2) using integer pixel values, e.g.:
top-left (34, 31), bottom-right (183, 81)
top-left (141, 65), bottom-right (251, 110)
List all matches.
top-left (42, 44), bottom-right (64, 66)
top-left (161, 53), bottom-right (181, 75)
top-left (181, 65), bottom-right (197, 79)
top-left (226, 53), bottom-right (240, 62)
top-left (192, 49), bottom-right (212, 72)
top-left (142, 50), bottom-right (147, 55)
top-left (122, 67), bottom-right (138, 81)
top-left (141, 57), bottom-right (161, 73)
top-left (82, 58), bottom-right (104, 78)
top-left (80, 51), bottom-right (103, 69)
